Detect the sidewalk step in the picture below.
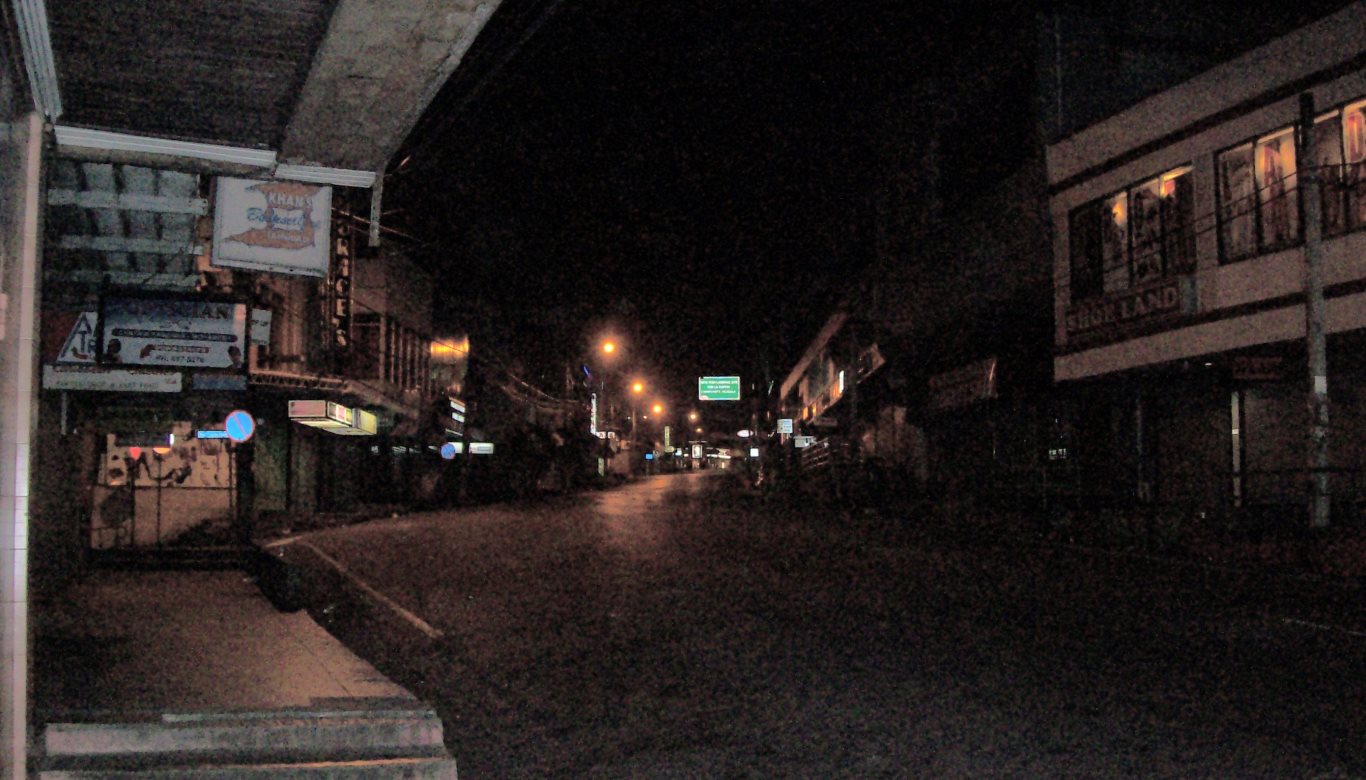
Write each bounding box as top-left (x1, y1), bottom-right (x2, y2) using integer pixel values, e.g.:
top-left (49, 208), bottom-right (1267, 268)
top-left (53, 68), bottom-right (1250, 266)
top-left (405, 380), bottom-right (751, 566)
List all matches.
top-left (89, 546), bottom-right (255, 571)
top-left (41, 707), bottom-right (449, 771)
top-left (37, 755), bottom-right (459, 779)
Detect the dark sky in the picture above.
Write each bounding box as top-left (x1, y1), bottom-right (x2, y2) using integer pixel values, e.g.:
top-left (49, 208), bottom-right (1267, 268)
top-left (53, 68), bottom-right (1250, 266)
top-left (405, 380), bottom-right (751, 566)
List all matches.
top-left (389, 0), bottom-right (1352, 410)
top-left (392, 1), bottom-right (994, 407)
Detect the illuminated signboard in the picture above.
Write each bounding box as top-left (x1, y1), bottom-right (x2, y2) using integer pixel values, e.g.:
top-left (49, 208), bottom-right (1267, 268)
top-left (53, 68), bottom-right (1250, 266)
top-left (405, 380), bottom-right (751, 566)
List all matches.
top-left (698, 376), bottom-right (741, 401)
top-left (288, 400), bottom-right (377, 436)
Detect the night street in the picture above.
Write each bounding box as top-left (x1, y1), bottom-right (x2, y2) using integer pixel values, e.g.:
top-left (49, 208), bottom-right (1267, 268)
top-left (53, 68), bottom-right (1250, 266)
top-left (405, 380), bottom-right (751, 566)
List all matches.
top-left (289, 472), bottom-right (1365, 778)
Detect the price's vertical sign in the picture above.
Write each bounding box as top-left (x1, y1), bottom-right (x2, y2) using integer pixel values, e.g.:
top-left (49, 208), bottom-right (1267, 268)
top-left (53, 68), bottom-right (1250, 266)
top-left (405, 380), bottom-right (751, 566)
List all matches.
top-left (330, 215), bottom-right (353, 351)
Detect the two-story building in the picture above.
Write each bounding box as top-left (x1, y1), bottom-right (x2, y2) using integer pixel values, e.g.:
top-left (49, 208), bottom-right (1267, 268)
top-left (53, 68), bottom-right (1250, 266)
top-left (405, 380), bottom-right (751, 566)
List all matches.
top-left (1048, 1), bottom-right (1366, 520)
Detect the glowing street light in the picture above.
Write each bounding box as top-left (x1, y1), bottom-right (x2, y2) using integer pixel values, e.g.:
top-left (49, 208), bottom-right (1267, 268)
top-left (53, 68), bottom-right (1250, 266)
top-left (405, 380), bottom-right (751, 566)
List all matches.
top-left (631, 380), bottom-right (645, 394)
top-left (652, 402), bottom-right (664, 415)
top-left (601, 340), bottom-right (617, 356)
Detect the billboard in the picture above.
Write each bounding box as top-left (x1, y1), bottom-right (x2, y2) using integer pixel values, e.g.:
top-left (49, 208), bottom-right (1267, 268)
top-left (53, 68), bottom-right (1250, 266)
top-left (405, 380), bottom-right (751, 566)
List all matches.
top-left (212, 177), bottom-right (332, 277)
top-left (99, 297), bottom-right (247, 370)
top-left (698, 375), bottom-right (741, 401)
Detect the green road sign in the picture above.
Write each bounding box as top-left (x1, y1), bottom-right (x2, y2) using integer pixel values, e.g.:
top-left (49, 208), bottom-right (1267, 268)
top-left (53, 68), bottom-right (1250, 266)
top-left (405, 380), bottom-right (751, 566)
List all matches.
top-left (698, 375), bottom-right (741, 401)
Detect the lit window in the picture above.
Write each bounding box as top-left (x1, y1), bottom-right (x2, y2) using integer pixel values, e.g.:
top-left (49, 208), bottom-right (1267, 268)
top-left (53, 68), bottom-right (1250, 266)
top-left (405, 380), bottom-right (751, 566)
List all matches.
top-left (1217, 126), bottom-right (1299, 262)
top-left (1340, 100), bottom-right (1366, 231)
top-left (1255, 128), bottom-right (1298, 249)
top-left (1068, 165), bottom-right (1193, 303)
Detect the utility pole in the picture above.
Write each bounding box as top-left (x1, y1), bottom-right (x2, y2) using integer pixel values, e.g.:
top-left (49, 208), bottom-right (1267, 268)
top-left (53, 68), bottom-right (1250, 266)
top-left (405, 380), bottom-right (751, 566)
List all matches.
top-left (1298, 93), bottom-right (1331, 529)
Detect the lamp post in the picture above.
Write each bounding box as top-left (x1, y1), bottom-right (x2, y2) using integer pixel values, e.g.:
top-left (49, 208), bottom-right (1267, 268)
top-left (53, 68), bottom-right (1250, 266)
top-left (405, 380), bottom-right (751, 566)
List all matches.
top-left (594, 339), bottom-right (619, 436)
top-left (630, 380), bottom-right (644, 444)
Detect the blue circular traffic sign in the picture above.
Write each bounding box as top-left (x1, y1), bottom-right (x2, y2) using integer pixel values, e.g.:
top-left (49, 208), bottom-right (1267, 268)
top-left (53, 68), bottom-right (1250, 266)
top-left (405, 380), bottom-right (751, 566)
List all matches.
top-left (225, 410), bottom-right (256, 443)
top-left (440, 442), bottom-right (458, 460)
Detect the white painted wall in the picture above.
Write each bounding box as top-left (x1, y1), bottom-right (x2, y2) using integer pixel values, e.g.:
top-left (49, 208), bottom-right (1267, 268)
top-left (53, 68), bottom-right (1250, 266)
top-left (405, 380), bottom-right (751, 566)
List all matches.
top-left (1, 112), bottom-right (43, 780)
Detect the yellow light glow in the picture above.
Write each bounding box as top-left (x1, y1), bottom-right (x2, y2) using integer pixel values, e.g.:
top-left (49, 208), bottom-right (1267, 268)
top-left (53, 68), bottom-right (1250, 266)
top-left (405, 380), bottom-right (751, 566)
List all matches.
top-left (652, 403), bottom-right (663, 414)
top-left (631, 381), bottom-right (644, 394)
top-left (602, 341), bottom-right (616, 355)
top-left (1110, 198), bottom-right (1126, 224)
top-left (430, 337), bottom-right (470, 361)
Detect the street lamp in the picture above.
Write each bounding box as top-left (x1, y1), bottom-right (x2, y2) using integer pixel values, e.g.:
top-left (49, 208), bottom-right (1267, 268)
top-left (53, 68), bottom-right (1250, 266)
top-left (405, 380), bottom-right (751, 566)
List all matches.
top-left (630, 380), bottom-right (644, 443)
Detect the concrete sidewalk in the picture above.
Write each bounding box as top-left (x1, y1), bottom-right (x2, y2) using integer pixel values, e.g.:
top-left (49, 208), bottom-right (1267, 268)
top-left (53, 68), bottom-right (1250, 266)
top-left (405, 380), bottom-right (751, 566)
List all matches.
top-left (30, 568), bottom-right (416, 722)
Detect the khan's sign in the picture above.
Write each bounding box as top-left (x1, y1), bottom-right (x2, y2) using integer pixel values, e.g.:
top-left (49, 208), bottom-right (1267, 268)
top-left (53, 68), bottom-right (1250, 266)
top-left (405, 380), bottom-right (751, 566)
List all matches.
top-left (212, 177), bottom-right (332, 277)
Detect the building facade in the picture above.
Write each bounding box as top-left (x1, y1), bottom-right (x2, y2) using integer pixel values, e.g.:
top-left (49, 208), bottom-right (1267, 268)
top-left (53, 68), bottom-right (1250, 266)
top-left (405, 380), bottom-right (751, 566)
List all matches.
top-left (37, 161), bottom-right (437, 560)
top-left (1048, 1), bottom-right (1366, 521)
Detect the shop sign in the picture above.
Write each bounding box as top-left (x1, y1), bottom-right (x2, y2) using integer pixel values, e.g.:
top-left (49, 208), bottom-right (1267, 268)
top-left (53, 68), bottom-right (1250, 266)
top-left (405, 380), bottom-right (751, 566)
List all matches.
top-left (43, 364), bottom-right (182, 393)
top-left (1064, 276), bottom-right (1194, 340)
top-left (288, 399), bottom-right (376, 435)
top-left (1232, 355), bottom-right (1286, 382)
top-left (100, 297), bottom-right (248, 370)
top-left (929, 356), bottom-right (998, 412)
top-left (330, 220), bottom-right (354, 348)
top-left (192, 373), bottom-right (247, 391)
top-left (250, 308), bottom-right (272, 346)
top-left (55, 311), bottom-right (98, 363)
top-left (212, 177), bottom-right (332, 277)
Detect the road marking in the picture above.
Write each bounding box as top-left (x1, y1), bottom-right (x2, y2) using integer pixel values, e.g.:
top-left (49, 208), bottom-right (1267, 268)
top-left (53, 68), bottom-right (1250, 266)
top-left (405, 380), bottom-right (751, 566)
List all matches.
top-left (1281, 617), bottom-right (1366, 639)
top-left (282, 538), bottom-right (445, 641)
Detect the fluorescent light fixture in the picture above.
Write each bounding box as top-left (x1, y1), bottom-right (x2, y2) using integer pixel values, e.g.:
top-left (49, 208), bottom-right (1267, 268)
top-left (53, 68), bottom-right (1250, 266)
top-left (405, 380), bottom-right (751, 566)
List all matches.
top-left (275, 164), bottom-right (376, 188)
top-left (55, 125), bottom-right (277, 167)
top-left (14, 0), bottom-right (61, 118)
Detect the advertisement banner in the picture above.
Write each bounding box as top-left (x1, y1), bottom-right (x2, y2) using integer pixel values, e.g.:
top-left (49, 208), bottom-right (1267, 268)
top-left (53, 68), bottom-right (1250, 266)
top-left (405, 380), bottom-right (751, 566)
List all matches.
top-left (212, 177), bottom-right (332, 277)
top-left (43, 365), bottom-right (182, 393)
top-left (100, 297), bottom-right (247, 370)
top-left (929, 357), bottom-right (999, 412)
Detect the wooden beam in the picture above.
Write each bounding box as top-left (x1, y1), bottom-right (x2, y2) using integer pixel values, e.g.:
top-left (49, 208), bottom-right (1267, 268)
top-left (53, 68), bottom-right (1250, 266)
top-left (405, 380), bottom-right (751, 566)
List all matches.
top-left (47, 189), bottom-right (208, 214)
top-left (57, 235), bottom-right (203, 254)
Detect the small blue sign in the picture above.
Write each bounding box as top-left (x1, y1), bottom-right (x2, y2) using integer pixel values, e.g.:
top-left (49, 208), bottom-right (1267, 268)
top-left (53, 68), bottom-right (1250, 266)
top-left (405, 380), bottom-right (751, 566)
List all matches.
top-left (196, 430), bottom-right (230, 440)
top-left (440, 442), bottom-right (458, 460)
top-left (224, 409), bottom-right (255, 443)
top-left (644, 452), bottom-right (654, 460)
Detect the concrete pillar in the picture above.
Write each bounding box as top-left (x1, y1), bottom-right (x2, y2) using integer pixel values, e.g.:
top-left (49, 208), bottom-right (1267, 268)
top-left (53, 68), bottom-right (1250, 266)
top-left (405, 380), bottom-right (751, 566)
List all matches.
top-left (1, 111), bottom-right (43, 780)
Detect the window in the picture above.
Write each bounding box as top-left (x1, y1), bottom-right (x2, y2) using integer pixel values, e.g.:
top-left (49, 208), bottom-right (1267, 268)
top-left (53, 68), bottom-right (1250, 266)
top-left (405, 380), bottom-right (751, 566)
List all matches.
top-left (1311, 99), bottom-right (1366, 236)
top-left (1256, 128), bottom-right (1298, 248)
top-left (1068, 166), bottom-right (1193, 302)
top-left (1310, 110), bottom-right (1346, 235)
top-left (1218, 127), bottom-right (1299, 261)
top-left (1069, 201), bottom-right (1103, 302)
top-left (1347, 100), bottom-right (1366, 229)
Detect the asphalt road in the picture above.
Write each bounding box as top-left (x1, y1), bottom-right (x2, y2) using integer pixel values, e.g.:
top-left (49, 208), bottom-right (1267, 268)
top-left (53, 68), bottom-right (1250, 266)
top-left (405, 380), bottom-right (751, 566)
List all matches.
top-left (296, 469), bottom-right (1366, 779)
